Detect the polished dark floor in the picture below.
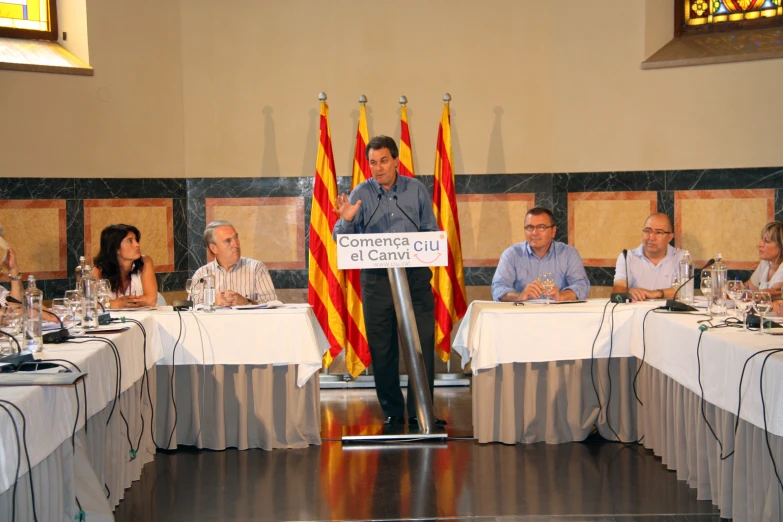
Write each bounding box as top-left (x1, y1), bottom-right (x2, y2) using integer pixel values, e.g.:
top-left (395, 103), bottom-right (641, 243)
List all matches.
top-left (114, 388), bottom-right (723, 522)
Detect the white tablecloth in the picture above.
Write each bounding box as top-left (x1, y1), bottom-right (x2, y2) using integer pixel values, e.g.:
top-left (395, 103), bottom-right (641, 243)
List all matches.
top-left (0, 315), bottom-right (161, 495)
top-left (139, 305), bottom-right (329, 387)
top-left (453, 299), bottom-right (783, 437)
top-left (453, 300), bottom-right (645, 369)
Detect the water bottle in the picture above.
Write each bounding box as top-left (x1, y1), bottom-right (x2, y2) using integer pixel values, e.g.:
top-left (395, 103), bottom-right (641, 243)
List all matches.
top-left (202, 274), bottom-right (216, 312)
top-left (75, 255), bottom-right (86, 288)
top-left (81, 267), bottom-right (99, 329)
top-left (711, 253), bottom-right (728, 316)
top-left (23, 275), bottom-right (43, 352)
top-left (678, 250), bottom-right (694, 305)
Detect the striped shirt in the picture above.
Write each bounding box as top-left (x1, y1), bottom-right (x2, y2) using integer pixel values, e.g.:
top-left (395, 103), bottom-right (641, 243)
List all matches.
top-left (0, 286), bottom-right (8, 307)
top-left (191, 257), bottom-right (277, 304)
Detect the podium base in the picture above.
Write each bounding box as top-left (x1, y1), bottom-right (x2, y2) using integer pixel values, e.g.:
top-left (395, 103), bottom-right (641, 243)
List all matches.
top-left (341, 424), bottom-right (448, 442)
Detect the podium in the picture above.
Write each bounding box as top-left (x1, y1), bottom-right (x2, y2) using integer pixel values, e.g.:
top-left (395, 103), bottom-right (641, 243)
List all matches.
top-left (337, 232), bottom-right (448, 441)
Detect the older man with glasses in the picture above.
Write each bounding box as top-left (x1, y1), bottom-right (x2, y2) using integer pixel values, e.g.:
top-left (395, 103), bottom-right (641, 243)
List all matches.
top-left (612, 212), bottom-right (682, 301)
top-left (492, 207), bottom-right (589, 302)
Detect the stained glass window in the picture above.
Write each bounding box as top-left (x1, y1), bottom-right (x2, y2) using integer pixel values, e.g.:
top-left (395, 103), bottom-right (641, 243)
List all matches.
top-left (684, 0), bottom-right (783, 26)
top-left (0, 0), bottom-right (56, 40)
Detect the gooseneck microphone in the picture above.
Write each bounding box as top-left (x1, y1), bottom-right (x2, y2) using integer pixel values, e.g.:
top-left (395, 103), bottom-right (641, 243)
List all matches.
top-left (6, 295), bottom-right (70, 343)
top-left (392, 195), bottom-right (420, 232)
top-left (663, 258), bottom-right (715, 312)
top-left (363, 193), bottom-right (383, 231)
top-left (610, 249), bottom-right (632, 303)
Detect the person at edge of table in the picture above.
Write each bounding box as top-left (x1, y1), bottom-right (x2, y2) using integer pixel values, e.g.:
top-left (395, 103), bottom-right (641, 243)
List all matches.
top-left (491, 207), bottom-right (590, 302)
top-left (747, 221), bottom-right (783, 301)
top-left (332, 135), bottom-right (445, 428)
top-left (0, 226), bottom-right (24, 307)
top-left (191, 219), bottom-right (277, 307)
top-left (611, 213), bottom-right (683, 302)
top-left (92, 223), bottom-right (165, 308)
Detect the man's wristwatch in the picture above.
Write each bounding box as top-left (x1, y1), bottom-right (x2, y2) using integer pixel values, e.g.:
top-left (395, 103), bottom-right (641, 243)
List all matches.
top-left (658, 290), bottom-right (664, 299)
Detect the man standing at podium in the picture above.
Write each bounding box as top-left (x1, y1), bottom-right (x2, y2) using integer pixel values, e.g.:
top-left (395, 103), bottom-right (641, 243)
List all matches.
top-left (333, 135), bottom-right (443, 427)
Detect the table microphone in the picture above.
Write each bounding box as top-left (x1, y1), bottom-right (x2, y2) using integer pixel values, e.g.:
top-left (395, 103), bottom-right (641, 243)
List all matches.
top-left (392, 195), bottom-right (420, 231)
top-left (663, 258), bottom-right (715, 312)
top-left (610, 249), bottom-right (632, 303)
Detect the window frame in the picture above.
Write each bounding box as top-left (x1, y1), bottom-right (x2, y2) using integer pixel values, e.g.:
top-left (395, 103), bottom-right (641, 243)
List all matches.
top-left (675, 0), bottom-right (783, 37)
top-left (0, 0), bottom-right (58, 41)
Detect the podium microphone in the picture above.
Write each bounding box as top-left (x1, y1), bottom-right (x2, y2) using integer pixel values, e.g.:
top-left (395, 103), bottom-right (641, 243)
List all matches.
top-left (663, 258), bottom-right (715, 312)
top-left (364, 193), bottom-right (383, 230)
top-left (610, 249), bottom-right (632, 303)
top-left (392, 195), bottom-right (420, 232)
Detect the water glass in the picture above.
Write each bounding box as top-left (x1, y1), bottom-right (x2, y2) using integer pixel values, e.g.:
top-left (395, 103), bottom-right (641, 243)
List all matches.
top-left (727, 279), bottom-right (744, 318)
top-left (50, 298), bottom-right (70, 325)
top-left (539, 272), bottom-right (555, 305)
top-left (97, 279), bottom-right (112, 310)
top-left (0, 307), bottom-right (22, 355)
top-left (753, 291), bottom-right (772, 335)
top-left (737, 289), bottom-right (754, 331)
top-left (700, 270), bottom-right (712, 318)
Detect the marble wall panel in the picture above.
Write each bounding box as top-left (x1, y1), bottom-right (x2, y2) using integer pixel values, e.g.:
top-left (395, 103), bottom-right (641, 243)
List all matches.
top-left (568, 192), bottom-right (657, 266)
top-left (0, 200), bottom-right (67, 279)
top-left (205, 197), bottom-right (305, 270)
top-left (84, 199), bottom-right (175, 272)
top-left (457, 194), bottom-right (535, 266)
top-left (675, 189), bottom-right (774, 269)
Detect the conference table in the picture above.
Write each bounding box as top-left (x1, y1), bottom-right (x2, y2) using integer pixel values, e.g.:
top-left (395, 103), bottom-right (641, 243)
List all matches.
top-left (453, 299), bottom-right (783, 522)
top-left (0, 314), bottom-right (161, 522)
top-left (143, 305), bottom-right (328, 451)
top-left (0, 304), bottom-right (328, 521)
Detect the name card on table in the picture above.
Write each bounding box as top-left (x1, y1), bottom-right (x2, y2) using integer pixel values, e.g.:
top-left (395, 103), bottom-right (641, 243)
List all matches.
top-left (336, 232), bottom-right (449, 270)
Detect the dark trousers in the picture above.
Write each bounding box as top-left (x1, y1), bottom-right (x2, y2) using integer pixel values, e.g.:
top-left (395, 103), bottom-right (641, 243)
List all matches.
top-left (361, 267), bottom-right (435, 418)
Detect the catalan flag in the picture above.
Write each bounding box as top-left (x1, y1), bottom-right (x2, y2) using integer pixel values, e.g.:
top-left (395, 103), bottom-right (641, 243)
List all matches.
top-left (343, 97), bottom-right (372, 377)
top-left (431, 96), bottom-right (468, 362)
top-left (398, 96), bottom-right (415, 178)
top-left (308, 95), bottom-right (347, 367)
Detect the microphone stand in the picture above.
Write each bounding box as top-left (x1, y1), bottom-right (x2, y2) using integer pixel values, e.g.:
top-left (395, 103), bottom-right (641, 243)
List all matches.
top-left (610, 249), bottom-right (631, 303)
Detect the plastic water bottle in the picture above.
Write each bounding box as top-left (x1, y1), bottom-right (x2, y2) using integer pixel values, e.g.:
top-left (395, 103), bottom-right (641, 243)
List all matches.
top-left (75, 255), bottom-right (86, 289)
top-left (678, 250), bottom-right (694, 305)
top-left (203, 274), bottom-right (216, 312)
top-left (23, 275), bottom-right (43, 352)
top-left (81, 267), bottom-right (99, 329)
top-left (711, 253), bottom-right (728, 316)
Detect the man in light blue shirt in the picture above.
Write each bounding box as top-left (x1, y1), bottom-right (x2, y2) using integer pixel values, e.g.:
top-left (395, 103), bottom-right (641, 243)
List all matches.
top-left (612, 213), bottom-right (682, 301)
top-left (491, 207), bottom-right (590, 302)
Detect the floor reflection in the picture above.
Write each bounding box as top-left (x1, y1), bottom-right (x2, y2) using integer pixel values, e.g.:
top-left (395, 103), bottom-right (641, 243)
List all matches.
top-left (115, 388), bottom-right (720, 521)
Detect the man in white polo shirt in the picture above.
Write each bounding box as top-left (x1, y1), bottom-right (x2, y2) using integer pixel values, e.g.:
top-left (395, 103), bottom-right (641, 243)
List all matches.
top-left (612, 213), bottom-right (682, 301)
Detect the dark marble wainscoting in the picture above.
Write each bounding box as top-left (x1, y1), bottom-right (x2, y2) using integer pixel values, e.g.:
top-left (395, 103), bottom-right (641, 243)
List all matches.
top-left (0, 167), bottom-right (780, 298)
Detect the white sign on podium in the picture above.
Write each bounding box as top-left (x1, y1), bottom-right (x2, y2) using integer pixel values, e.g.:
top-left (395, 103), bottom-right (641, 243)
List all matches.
top-left (336, 232), bottom-right (448, 270)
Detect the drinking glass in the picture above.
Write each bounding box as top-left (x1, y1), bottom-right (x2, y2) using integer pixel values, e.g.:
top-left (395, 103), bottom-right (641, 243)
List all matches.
top-left (753, 291), bottom-right (772, 335)
top-left (64, 289), bottom-right (81, 318)
top-left (727, 279), bottom-right (744, 318)
top-left (737, 289), bottom-right (754, 331)
top-left (185, 278), bottom-right (202, 305)
top-left (97, 279), bottom-right (112, 310)
top-left (539, 272), bottom-right (555, 305)
top-left (700, 270), bottom-right (712, 318)
top-left (0, 307), bottom-right (22, 355)
top-left (671, 273), bottom-right (682, 297)
top-left (50, 298), bottom-right (70, 325)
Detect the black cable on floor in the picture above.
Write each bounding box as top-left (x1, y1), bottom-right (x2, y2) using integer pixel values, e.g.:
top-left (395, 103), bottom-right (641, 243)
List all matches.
top-left (0, 399), bottom-right (38, 522)
top-left (166, 310), bottom-right (184, 449)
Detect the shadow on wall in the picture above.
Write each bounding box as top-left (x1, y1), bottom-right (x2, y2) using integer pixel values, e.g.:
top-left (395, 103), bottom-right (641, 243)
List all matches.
top-left (301, 108), bottom-right (319, 177)
top-left (486, 106), bottom-right (506, 174)
top-left (260, 106), bottom-right (280, 177)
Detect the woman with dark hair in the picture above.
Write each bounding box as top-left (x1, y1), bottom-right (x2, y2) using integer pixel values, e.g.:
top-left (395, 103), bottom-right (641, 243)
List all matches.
top-left (91, 224), bottom-right (160, 309)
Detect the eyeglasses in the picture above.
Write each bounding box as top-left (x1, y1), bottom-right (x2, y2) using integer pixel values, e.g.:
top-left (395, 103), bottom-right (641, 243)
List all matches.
top-left (524, 225), bottom-right (555, 233)
top-left (642, 228), bottom-right (672, 238)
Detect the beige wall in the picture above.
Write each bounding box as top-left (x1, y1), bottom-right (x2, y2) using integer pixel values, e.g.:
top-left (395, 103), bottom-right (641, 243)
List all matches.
top-left (1, 0), bottom-right (781, 179)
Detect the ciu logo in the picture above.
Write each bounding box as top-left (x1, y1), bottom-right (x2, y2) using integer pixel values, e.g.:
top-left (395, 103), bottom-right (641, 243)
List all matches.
top-left (413, 233), bottom-right (445, 264)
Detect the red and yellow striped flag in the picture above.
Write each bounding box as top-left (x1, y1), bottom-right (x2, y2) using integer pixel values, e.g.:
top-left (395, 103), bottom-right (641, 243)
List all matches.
top-left (431, 96), bottom-right (468, 362)
top-left (308, 97), bottom-right (347, 367)
top-left (398, 97), bottom-right (415, 178)
top-left (343, 98), bottom-right (372, 376)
